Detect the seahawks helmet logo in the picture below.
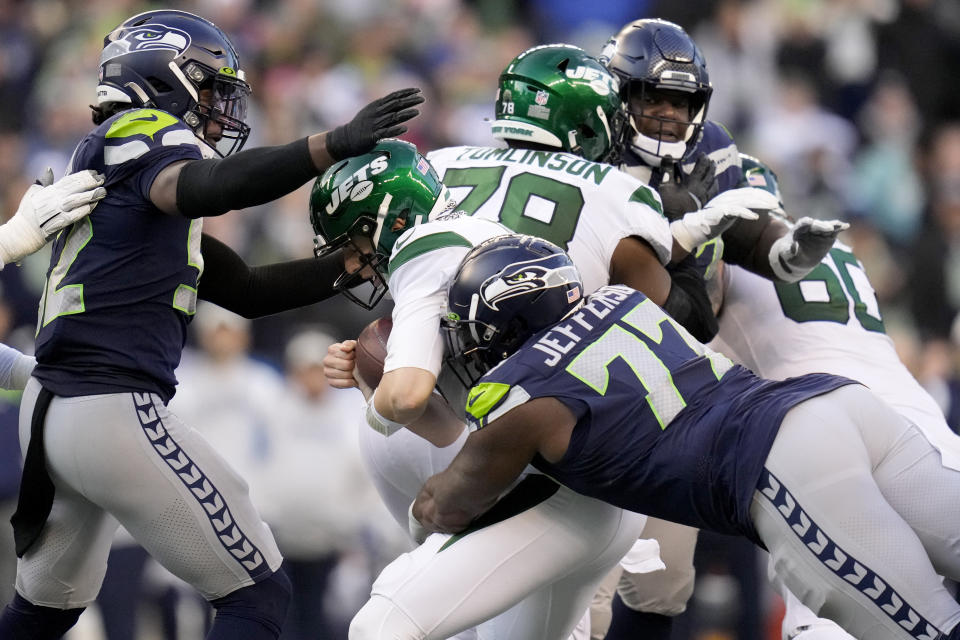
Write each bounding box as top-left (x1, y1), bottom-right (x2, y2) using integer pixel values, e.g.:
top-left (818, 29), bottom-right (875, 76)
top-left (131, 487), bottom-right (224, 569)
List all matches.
top-left (101, 25), bottom-right (191, 63)
top-left (479, 254), bottom-right (580, 311)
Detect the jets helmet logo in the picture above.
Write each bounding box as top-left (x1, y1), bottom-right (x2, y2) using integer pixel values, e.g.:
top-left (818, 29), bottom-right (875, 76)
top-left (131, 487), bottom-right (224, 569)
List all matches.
top-left (479, 254), bottom-right (580, 311)
top-left (101, 24), bottom-right (191, 63)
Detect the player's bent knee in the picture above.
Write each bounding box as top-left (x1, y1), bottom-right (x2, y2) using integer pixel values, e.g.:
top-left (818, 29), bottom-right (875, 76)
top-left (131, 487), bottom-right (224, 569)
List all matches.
top-left (210, 569), bottom-right (291, 636)
top-left (350, 595), bottom-right (424, 640)
top-left (617, 564), bottom-right (696, 616)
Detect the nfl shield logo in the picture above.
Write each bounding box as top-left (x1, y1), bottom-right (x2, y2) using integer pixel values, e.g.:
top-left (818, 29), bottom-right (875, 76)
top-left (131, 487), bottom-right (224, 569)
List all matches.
top-left (535, 90), bottom-right (548, 106)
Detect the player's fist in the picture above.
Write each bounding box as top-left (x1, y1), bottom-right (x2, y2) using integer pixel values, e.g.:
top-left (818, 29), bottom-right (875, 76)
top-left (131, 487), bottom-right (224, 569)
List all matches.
top-left (323, 340), bottom-right (358, 390)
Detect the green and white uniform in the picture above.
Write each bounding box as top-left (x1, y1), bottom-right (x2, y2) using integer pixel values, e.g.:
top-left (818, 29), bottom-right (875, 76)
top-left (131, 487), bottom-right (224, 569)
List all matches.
top-left (354, 149), bottom-right (669, 640)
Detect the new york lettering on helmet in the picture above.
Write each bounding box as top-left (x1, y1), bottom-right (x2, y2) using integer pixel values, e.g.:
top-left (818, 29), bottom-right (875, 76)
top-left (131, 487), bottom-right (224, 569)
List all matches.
top-left (600, 19), bottom-right (712, 167)
top-left (491, 44), bottom-right (623, 163)
top-left (95, 9), bottom-right (252, 156)
top-left (309, 139), bottom-right (457, 309)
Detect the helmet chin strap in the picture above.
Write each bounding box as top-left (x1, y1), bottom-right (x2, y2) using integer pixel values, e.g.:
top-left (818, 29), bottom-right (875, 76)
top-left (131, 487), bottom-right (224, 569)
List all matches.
top-left (630, 131), bottom-right (686, 167)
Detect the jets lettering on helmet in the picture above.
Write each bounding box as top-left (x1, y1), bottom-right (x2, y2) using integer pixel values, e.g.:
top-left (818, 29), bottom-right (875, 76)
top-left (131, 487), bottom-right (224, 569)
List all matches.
top-left (324, 155), bottom-right (390, 215)
top-left (565, 66), bottom-right (617, 96)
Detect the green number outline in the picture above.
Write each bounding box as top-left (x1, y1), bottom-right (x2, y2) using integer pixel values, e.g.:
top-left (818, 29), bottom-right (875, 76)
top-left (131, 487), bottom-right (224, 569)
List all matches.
top-left (565, 298), bottom-right (732, 429)
top-left (441, 166), bottom-right (505, 214)
top-left (440, 166), bottom-right (584, 250)
top-left (38, 218), bottom-right (94, 331)
top-left (831, 248), bottom-right (884, 332)
top-left (773, 247), bottom-right (884, 332)
top-left (173, 218), bottom-right (204, 315)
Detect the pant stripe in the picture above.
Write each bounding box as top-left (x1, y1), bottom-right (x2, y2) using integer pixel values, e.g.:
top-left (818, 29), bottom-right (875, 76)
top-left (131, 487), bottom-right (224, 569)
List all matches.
top-left (758, 469), bottom-right (945, 640)
top-left (133, 392), bottom-right (270, 580)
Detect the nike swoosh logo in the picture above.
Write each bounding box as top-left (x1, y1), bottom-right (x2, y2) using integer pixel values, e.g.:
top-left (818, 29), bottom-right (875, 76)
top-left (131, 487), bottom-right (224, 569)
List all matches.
top-left (131, 114), bottom-right (159, 123)
top-left (466, 390), bottom-right (483, 408)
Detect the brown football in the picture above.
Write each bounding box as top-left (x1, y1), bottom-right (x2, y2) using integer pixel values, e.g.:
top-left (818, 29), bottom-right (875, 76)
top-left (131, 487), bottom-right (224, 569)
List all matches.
top-left (355, 315), bottom-right (392, 389)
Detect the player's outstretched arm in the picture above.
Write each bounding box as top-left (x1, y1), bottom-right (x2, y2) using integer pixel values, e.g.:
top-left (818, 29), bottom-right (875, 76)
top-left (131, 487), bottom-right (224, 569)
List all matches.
top-left (0, 169), bottom-right (106, 269)
top-left (150, 88), bottom-right (424, 217)
top-left (196, 233), bottom-right (347, 317)
top-left (722, 213), bottom-right (849, 283)
top-left (412, 397), bottom-right (575, 540)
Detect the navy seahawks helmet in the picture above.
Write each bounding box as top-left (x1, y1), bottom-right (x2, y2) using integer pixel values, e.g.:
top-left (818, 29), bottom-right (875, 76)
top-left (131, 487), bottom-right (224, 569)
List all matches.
top-left (443, 235), bottom-right (583, 386)
top-left (600, 19), bottom-right (711, 166)
top-left (97, 10), bottom-right (252, 156)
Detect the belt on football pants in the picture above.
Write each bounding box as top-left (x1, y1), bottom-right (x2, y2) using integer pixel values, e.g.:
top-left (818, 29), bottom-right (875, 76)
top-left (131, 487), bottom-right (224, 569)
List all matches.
top-left (10, 385), bottom-right (55, 557)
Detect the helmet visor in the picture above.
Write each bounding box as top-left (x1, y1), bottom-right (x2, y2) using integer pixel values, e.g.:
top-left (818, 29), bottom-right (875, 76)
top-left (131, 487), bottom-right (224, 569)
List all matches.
top-left (198, 75), bottom-right (251, 156)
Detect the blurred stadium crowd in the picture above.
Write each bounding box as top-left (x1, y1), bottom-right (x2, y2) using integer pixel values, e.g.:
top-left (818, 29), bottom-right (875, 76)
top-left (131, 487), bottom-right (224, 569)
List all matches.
top-left (1, 0), bottom-right (959, 638)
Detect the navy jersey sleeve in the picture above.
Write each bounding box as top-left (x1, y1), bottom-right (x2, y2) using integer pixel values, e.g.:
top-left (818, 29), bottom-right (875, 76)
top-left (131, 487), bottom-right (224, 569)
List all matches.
top-left (70, 108), bottom-right (204, 198)
top-left (693, 120), bottom-right (743, 194)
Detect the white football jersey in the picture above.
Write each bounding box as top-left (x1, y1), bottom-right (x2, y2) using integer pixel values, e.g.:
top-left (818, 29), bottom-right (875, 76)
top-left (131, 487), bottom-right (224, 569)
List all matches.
top-left (384, 146), bottom-right (671, 378)
top-left (710, 241), bottom-right (960, 469)
top-left (427, 145), bottom-right (672, 294)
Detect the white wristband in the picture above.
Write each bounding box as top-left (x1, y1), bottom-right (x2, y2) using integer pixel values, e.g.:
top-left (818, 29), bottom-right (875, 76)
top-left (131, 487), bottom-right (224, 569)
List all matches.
top-left (365, 389), bottom-right (405, 436)
top-left (408, 501), bottom-right (429, 544)
top-left (768, 234), bottom-right (802, 283)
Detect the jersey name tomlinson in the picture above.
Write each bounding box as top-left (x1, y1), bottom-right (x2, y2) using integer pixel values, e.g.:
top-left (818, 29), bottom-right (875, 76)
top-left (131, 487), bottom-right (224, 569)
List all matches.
top-left (452, 146), bottom-right (613, 186)
top-left (532, 287), bottom-right (632, 367)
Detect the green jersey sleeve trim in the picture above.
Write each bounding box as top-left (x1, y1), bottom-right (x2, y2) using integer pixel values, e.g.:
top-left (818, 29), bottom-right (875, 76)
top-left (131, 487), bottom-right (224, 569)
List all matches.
top-left (628, 185), bottom-right (663, 217)
top-left (389, 231), bottom-right (473, 275)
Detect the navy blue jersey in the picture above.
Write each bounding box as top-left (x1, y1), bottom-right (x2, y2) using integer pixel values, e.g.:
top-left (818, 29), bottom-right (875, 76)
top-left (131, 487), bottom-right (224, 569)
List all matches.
top-left (464, 285), bottom-right (854, 542)
top-left (33, 108), bottom-right (206, 403)
top-left (621, 120), bottom-right (741, 280)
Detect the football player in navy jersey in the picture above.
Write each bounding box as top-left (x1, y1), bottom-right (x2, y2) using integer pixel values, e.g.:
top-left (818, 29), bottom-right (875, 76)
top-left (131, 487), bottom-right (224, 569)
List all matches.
top-left (598, 20), bottom-right (850, 637)
top-left (407, 235), bottom-right (960, 640)
top-left (0, 9), bottom-right (423, 640)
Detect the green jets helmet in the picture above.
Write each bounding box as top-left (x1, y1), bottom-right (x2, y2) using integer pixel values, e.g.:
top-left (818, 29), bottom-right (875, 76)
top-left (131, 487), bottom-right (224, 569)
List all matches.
top-left (739, 153), bottom-right (786, 214)
top-left (310, 139), bottom-right (455, 309)
top-left (492, 44), bottom-right (622, 163)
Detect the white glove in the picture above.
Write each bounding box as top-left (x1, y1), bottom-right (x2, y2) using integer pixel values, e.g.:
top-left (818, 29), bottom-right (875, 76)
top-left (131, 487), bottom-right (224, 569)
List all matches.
top-left (0, 169), bottom-right (106, 268)
top-left (768, 216), bottom-right (850, 283)
top-left (669, 186), bottom-right (780, 252)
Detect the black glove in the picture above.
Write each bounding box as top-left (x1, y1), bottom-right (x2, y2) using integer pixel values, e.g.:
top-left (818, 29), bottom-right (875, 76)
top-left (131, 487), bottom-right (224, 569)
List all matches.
top-left (325, 88), bottom-right (425, 161)
top-left (655, 153), bottom-right (719, 221)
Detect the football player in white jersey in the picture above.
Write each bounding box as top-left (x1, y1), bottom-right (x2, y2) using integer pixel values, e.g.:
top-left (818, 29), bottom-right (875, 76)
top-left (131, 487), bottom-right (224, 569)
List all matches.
top-left (316, 45), bottom-right (759, 640)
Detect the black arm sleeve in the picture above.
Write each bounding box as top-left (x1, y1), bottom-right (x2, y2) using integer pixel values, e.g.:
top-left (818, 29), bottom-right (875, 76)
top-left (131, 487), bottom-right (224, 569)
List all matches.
top-left (197, 233), bottom-right (344, 318)
top-left (720, 209), bottom-right (771, 269)
top-left (176, 137), bottom-right (317, 218)
top-left (662, 254), bottom-right (718, 343)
